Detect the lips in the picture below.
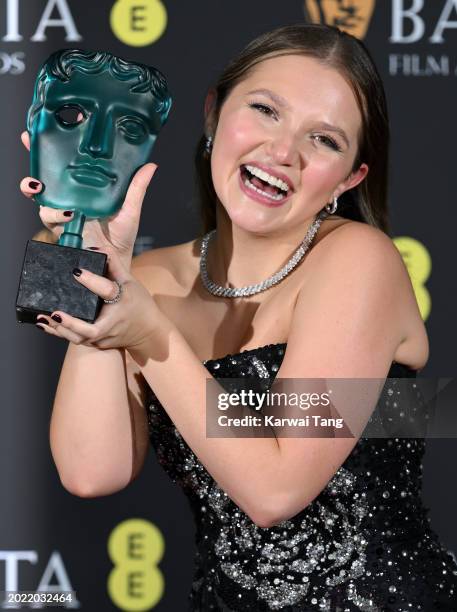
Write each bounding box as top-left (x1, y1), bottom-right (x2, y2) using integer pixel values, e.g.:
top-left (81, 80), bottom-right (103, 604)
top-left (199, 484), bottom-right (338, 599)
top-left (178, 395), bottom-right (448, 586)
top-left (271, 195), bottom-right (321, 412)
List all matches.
top-left (241, 161), bottom-right (295, 193)
top-left (238, 167), bottom-right (293, 208)
top-left (68, 163), bottom-right (117, 188)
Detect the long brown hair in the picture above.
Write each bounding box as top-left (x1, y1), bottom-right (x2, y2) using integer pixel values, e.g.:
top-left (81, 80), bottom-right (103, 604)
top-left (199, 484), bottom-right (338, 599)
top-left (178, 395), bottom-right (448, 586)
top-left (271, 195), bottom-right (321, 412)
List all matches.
top-left (194, 23), bottom-right (390, 235)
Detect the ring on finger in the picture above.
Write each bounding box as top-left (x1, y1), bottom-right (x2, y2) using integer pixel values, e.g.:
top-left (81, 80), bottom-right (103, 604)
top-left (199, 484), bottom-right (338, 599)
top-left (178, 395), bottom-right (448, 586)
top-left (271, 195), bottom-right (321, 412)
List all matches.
top-left (103, 280), bottom-right (123, 304)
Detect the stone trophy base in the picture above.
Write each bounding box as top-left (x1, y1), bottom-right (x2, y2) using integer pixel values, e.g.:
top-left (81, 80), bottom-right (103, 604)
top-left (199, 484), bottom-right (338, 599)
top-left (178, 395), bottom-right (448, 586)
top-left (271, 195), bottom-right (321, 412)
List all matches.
top-left (16, 240), bottom-right (108, 324)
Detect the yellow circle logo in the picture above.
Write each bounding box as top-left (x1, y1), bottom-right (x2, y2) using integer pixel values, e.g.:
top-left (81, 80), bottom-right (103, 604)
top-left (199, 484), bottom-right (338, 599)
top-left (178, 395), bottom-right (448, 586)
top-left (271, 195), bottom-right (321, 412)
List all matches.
top-left (110, 0), bottom-right (167, 47)
top-left (107, 518), bottom-right (165, 610)
top-left (393, 236), bottom-right (432, 321)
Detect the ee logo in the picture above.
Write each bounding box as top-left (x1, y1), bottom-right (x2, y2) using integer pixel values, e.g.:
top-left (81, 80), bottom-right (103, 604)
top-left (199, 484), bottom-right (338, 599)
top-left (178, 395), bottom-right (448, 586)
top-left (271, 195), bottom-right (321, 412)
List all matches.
top-left (108, 518), bottom-right (165, 610)
top-left (110, 0), bottom-right (167, 46)
top-left (393, 236), bottom-right (431, 321)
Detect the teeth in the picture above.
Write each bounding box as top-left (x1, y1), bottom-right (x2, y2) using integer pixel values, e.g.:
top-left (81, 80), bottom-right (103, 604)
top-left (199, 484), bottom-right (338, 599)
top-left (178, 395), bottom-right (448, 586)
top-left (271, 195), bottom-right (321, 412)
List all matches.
top-left (244, 178), bottom-right (285, 201)
top-left (245, 164), bottom-right (290, 193)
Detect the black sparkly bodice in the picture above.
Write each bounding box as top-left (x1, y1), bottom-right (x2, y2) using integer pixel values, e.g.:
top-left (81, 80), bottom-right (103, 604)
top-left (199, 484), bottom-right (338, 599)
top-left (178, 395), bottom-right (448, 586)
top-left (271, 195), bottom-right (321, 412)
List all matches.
top-left (146, 343), bottom-right (457, 611)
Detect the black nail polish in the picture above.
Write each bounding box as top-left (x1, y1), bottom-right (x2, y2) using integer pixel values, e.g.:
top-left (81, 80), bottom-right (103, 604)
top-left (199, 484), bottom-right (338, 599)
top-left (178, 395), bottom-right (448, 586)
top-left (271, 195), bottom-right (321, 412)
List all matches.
top-left (51, 314), bottom-right (62, 323)
top-left (63, 210), bottom-right (73, 217)
top-left (29, 181), bottom-right (39, 189)
top-left (36, 317), bottom-right (49, 325)
top-left (36, 324), bottom-right (45, 330)
top-left (88, 246), bottom-right (99, 250)
top-left (72, 268), bottom-right (82, 277)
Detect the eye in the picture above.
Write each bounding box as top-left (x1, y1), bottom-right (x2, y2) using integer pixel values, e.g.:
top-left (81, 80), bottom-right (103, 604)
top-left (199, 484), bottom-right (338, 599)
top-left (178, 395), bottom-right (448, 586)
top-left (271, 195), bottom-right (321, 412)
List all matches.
top-left (312, 134), bottom-right (342, 152)
top-left (55, 105), bottom-right (86, 127)
top-left (248, 102), bottom-right (278, 119)
top-left (118, 117), bottom-right (148, 142)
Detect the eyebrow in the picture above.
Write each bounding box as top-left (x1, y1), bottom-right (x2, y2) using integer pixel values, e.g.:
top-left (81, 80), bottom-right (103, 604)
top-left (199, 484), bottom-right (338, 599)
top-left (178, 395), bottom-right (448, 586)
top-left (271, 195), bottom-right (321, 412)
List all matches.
top-left (313, 121), bottom-right (350, 148)
top-left (247, 88), bottom-right (291, 109)
top-left (247, 88), bottom-right (350, 148)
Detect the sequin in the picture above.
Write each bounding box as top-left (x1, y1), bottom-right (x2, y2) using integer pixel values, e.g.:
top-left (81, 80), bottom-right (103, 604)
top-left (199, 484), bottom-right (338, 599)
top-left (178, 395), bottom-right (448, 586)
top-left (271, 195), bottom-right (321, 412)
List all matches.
top-left (146, 342), bottom-right (457, 610)
top-left (250, 355), bottom-right (270, 379)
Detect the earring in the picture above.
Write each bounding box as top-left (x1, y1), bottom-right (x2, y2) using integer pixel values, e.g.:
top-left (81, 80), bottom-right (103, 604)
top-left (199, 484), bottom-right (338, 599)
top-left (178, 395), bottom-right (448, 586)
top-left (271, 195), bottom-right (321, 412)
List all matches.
top-left (325, 196), bottom-right (338, 214)
top-left (204, 135), bottom-right (213, 156)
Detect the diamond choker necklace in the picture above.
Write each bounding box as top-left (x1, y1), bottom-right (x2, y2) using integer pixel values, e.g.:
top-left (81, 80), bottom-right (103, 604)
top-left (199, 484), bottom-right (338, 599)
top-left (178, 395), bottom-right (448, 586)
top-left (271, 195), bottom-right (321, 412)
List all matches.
top-left (199, 209), bottom-right (328, 298)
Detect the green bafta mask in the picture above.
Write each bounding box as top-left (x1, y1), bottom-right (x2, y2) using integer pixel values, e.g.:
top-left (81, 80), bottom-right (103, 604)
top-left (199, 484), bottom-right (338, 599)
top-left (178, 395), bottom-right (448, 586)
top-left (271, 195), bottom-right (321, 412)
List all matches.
top-left (27, 49), bottom-right (172, 247)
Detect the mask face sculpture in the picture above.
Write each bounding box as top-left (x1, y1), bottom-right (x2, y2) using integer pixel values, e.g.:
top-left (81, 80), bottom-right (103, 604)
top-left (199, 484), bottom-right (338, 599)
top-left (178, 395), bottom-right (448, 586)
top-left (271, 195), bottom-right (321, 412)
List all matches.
top-left (16, 49), bottom-right (171, 324)
top-left (27, 49), bottom-right (171, 224)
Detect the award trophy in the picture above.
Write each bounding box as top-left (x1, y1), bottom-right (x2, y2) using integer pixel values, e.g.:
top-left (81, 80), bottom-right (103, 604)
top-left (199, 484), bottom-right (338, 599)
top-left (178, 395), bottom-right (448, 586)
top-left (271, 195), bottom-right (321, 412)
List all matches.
top-left (15, 49), bottom-right (172, 323)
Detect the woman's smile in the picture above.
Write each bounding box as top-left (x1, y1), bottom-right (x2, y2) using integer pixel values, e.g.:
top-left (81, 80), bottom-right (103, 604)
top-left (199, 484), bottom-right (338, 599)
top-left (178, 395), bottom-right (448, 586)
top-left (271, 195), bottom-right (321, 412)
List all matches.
top-left (238, 163), bottom-right (294, 208)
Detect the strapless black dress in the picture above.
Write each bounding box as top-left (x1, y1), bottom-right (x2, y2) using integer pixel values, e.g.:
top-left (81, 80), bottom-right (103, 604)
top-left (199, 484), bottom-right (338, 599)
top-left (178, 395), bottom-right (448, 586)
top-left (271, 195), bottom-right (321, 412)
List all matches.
top-left (146, 343), bottom-right (457, 611)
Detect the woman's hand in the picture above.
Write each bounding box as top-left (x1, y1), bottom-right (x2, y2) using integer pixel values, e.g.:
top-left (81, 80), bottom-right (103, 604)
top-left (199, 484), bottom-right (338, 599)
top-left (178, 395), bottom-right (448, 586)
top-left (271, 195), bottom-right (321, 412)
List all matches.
top-left (19, 131), bottom-right (157, 269)
top-left (35, 245), bottom-right (159, 351)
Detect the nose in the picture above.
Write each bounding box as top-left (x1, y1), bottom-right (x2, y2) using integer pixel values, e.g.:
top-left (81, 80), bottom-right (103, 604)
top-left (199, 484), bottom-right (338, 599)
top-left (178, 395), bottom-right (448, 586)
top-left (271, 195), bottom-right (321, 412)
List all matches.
top-left (80, 111), bottom-right (114, 159)
top-left (266, 131), bottom-right (301, 166)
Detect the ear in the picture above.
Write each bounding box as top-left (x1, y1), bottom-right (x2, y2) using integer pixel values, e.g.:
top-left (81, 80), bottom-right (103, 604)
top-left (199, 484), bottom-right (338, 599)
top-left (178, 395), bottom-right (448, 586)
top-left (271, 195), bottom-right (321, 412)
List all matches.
top-left (21, 131), bottom-right (31, 152)
top-left (335, 163), bottom-right (369, 199)
top-left (203, 88), bottom-right (217, 136)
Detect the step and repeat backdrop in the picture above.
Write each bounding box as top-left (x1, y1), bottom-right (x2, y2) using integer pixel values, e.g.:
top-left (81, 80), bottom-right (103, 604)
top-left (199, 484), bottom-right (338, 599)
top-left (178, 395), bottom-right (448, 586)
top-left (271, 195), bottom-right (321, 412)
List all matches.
top-left (2, 1), bottom-right (457, 610)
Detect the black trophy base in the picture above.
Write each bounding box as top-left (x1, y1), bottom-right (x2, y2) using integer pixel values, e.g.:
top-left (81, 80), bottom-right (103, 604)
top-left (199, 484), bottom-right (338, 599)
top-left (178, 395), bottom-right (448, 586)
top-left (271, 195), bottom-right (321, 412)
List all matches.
top-left (16, 240), bottom-right (108, 324)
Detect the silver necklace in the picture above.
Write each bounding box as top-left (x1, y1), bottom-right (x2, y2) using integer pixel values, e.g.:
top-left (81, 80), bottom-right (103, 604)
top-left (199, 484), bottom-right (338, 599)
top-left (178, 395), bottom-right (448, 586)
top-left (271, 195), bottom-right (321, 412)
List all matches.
top-left (200, 209), bottom-right (329, 298)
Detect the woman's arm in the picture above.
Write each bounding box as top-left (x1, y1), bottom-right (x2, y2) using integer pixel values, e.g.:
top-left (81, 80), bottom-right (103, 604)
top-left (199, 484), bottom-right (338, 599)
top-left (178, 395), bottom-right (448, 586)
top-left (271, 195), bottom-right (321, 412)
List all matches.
top-left (50, 344), bottom-right (149, 497)
top-left (49, 252), bottom-right (162, 497)
top-left (20, 155), bottom-right (158, 496)
top-left (127, 223), bottom-right (410, 528)
top-left (29, 229), bottom-right (149, 493)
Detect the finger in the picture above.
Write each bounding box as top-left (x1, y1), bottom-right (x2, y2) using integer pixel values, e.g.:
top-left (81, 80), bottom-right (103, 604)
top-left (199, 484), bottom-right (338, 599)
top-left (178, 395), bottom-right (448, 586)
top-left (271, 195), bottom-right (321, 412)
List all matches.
top-left (36, 315), bottom-right (85, 344)
top-left (39, 206), bottom-right (75, 226)
top-left (36, 313), bottom-right (66, 331)
top-left (71, 267), bottom-right (126, 302)
top-left (88, 336), bottom-right (117, 350)
top-left (21, 130), bottom-right (30, 151)
top-left (87, 245), bottom-right (129, 284)
top-left (41, 312), bottom-right (100, 343)
top-left (122, 163), bottom-right (157, 220)
top-left (20, 177), bottom-right (43, 198)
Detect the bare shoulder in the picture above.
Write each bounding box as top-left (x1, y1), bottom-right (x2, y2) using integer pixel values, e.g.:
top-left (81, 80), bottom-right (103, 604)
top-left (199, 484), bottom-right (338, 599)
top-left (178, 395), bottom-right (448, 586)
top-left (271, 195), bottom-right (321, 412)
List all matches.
top-left (307, 220), bottom-right (421, 321)
top-left (309, 220), bottom-right (409, 288)
top-left (315, 219), bottom-right (401, 257)
top-left (295, 220), bottom-right (429, 370)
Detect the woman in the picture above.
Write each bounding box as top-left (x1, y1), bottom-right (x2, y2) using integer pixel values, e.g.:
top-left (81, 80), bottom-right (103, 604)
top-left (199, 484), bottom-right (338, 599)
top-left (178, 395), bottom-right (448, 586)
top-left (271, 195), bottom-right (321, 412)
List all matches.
top-left (21, 24), bottom-right (457, 611)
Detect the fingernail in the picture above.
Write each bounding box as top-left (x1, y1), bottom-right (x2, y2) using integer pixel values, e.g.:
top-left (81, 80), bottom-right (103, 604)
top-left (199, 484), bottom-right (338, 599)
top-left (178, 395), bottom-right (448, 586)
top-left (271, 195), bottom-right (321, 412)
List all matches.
top-left (88, 246), bottom-right (99, 250)
top-left (36, 324), bottom-right (45, 331)
top-left (29, 181), bottom-right (40, 190)
top-left (72, 268), bottom-right (82, 277)
top-left (51, 314), bottom-right (62, 323)
top-left (36, 317), bottom-right (49, 325)
top-left (63, 210), bottom-right (73, 217)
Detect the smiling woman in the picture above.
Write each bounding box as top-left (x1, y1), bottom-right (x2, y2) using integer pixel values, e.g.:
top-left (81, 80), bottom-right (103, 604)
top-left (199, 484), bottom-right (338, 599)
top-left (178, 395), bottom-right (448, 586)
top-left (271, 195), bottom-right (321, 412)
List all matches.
top-left (22, 23), bottom-right (456, 612)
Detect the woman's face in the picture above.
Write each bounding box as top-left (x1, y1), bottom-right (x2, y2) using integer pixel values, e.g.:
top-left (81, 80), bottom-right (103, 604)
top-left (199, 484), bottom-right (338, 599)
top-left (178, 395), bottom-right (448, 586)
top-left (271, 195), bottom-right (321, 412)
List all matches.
top-left (209, 54), bottom-right (368, 235)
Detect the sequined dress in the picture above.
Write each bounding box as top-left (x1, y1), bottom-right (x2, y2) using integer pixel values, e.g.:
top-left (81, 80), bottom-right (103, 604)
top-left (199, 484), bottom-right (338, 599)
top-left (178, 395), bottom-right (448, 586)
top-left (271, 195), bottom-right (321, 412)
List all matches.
top-left (146, 343), bottom-right (457, 611)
